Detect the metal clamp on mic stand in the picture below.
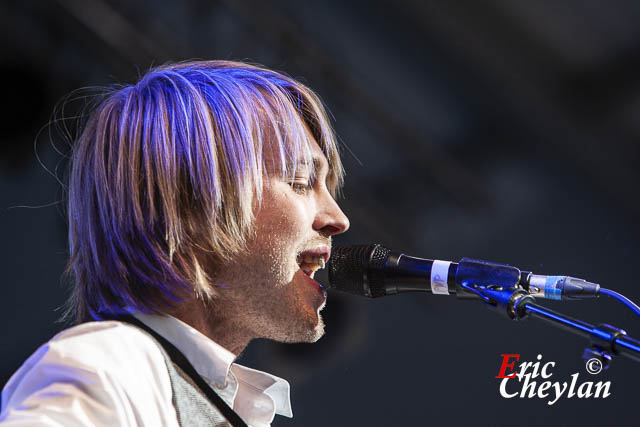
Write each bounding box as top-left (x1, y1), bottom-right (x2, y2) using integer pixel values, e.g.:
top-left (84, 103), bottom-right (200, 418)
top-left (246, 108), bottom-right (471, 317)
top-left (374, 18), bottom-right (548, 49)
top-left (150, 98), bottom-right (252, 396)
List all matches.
top-left (458, 258), bottom-right (640, 369)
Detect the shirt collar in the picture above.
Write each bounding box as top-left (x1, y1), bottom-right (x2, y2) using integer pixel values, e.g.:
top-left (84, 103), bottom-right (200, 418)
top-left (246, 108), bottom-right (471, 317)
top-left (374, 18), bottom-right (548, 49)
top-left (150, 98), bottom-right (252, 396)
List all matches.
top-left (132, 312), bottom-right (292, 418)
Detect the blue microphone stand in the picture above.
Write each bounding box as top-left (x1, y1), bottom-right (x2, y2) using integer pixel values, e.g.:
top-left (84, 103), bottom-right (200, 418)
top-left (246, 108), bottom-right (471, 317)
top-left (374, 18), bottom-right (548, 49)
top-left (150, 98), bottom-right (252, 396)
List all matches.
top-left (463, 282), bottom-right (640, 369)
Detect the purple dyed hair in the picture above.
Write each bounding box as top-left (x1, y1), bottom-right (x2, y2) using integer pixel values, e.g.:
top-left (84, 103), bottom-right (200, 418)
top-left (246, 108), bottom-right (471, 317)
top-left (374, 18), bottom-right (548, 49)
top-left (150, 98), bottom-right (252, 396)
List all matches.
top-left (64, 60), bottom-right (343, 322)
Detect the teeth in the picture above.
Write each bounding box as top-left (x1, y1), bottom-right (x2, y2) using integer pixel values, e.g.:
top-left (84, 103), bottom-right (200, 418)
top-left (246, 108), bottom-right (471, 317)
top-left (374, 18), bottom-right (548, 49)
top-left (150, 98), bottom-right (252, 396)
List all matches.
top-left (309, 256), bottom-right (325, 269)
top-left (298, 254), bottom-right (326, 276)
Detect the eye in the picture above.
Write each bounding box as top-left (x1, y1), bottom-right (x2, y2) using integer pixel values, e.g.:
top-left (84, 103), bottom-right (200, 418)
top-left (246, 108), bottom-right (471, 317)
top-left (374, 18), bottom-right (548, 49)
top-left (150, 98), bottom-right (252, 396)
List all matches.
top-left (289, 181), bottom-right (312, 194)
top-left (288, 175), bottom-right (316, 194)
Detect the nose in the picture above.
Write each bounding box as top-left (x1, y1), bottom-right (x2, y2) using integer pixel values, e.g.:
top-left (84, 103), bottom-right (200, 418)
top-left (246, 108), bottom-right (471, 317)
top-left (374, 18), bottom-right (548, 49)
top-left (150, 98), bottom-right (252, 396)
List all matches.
top-left (313, 191), bottom-right (350, 236)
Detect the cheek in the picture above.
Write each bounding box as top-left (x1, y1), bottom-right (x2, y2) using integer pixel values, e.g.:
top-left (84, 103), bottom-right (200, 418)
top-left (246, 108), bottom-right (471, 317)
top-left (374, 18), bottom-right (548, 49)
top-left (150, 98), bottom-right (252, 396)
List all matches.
top-left (255, 189), bottom-right (313, 246)
top-left (247, 188), bottom-right (314, 280)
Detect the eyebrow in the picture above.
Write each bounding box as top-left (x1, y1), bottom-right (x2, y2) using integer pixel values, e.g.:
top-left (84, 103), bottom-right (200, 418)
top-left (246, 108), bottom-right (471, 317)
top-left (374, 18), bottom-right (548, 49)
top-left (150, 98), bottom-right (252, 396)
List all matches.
top-left (295, 155), bottom-right (326, 172)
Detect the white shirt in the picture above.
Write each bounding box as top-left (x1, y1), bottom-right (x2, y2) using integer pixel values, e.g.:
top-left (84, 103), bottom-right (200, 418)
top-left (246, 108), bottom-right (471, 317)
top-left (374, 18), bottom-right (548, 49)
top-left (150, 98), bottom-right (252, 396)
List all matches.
top-left (0, 314), bottom-right (292, 426)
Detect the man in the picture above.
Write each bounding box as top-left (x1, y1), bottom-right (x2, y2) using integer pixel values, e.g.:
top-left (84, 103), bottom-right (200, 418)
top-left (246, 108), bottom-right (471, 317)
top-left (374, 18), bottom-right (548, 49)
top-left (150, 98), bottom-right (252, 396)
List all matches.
top-left (0, 60), bottom-right (350, 426)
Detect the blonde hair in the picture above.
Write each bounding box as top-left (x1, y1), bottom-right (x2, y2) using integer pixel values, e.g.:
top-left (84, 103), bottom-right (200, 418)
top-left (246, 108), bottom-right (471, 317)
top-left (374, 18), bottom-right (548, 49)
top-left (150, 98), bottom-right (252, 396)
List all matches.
top-left (65, 60), bottom-right (343, 321)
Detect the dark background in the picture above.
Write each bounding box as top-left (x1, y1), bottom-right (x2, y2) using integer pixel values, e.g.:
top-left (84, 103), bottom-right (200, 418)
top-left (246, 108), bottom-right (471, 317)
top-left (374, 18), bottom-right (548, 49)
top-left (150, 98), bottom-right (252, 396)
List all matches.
top-left (2, 1), bottom-right (640, 426)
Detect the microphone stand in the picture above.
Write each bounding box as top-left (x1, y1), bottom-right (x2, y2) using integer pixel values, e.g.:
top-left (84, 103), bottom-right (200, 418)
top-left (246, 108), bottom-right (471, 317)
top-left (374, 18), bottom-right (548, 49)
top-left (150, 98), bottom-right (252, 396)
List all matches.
top-left (466, 284), bottom-right (640, 369)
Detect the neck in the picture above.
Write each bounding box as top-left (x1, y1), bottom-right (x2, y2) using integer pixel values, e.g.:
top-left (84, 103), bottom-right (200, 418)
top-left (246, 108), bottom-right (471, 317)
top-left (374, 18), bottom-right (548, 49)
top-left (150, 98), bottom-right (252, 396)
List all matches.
top-left (169, 297), bottom-right (253, 356)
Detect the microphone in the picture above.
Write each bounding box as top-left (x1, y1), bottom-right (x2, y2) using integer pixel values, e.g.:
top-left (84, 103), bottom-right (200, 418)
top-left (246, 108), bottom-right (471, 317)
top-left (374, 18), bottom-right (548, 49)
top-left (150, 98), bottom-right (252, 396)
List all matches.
top-left (327, 244), bottom-right (600, 301)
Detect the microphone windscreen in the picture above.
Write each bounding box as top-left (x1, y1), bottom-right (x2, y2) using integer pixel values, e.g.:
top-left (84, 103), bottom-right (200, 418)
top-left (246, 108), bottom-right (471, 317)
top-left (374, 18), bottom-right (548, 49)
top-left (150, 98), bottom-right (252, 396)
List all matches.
top-left (328, 244), bottom-right (391, 298)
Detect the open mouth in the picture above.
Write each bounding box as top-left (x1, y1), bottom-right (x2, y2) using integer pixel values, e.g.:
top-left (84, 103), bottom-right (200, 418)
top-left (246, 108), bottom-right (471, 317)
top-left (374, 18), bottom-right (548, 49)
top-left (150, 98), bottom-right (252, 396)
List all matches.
top-left (296, 246), bottom-right (330, 280)
top-left (296, 253), bottom-right (326, 279)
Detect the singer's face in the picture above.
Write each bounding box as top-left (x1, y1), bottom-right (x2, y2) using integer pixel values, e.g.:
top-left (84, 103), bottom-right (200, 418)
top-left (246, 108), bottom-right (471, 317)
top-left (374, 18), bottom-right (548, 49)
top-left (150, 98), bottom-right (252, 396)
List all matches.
top-left (215, 132), bottom-right (350, 343)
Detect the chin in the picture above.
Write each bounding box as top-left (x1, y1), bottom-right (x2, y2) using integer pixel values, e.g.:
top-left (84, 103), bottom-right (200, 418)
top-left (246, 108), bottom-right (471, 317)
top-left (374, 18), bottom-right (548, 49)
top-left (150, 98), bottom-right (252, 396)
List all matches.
top-left (307, 316), bottom-right (326, 343)
top-left (268, 311), bottom-right (326, 344)
top-left (300, 301), bottom-right (326, 342)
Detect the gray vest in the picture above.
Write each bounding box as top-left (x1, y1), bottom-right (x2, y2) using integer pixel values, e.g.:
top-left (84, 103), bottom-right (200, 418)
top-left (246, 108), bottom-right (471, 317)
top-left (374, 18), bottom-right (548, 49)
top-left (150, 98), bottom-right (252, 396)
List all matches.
top-left (157, 345), bottom-right (233, 427)
top-left (115, 318), bottom-right (242, 427)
